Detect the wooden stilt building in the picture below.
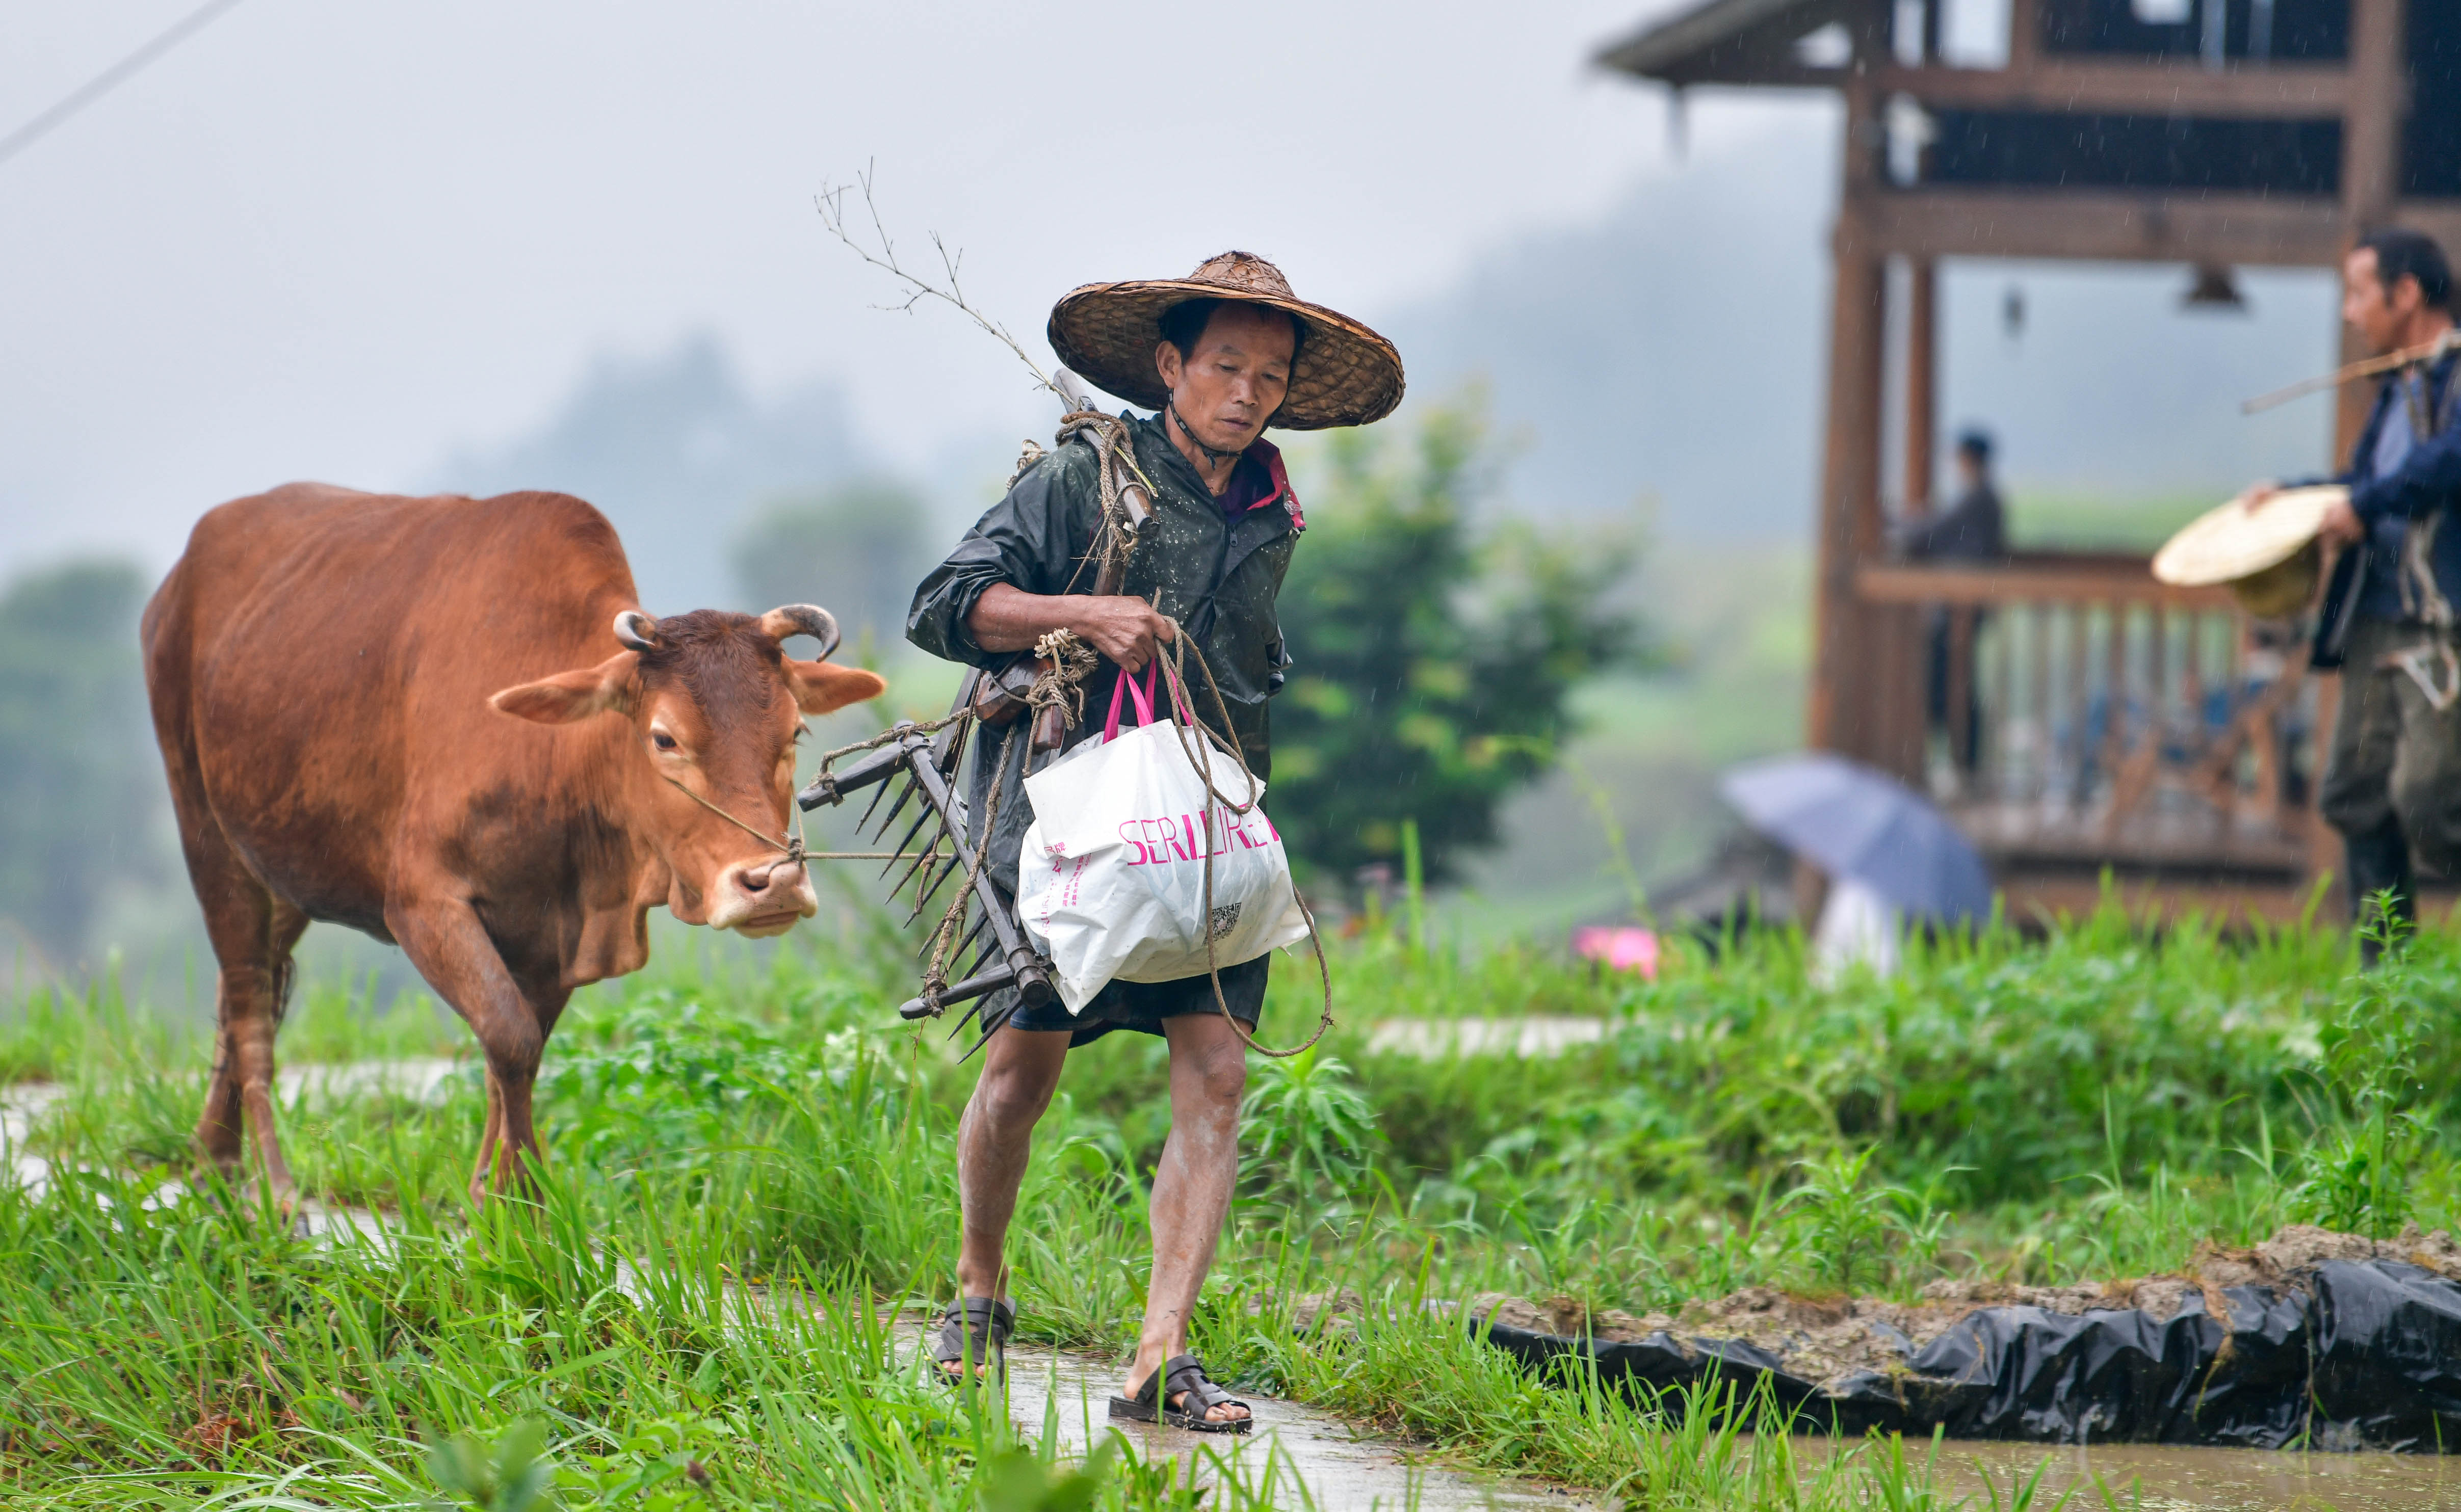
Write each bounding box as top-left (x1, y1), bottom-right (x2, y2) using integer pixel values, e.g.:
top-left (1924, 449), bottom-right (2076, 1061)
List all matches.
top-left (1598, 0), bottom-right (2460, 923)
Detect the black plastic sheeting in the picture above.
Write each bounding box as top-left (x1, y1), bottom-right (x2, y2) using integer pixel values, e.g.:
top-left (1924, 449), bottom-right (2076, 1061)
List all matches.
top-left (1474, 1261), bottom-right (2461, 1451)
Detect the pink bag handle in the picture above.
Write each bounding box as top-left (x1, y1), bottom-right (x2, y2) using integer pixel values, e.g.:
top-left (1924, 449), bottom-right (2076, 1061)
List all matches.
top-left (1101, 662), bottom-right (1159, 741)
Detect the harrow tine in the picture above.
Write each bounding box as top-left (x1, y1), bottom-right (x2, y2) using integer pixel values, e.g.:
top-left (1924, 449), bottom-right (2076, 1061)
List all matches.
top-left (909, 852), bottom-right (963, 915)
top-left (856, 766), bottom-right (903, 835)
top-left (887, 822), bottom-right (950, 900)
top-left (953, 997), bottom-right (998, 1056)
top-left (880, 807), bottom-right (935, 883)
top-left (958, 1000), bottom-right (1018, 1063)
top-left (938, 907), bottom-right (990, 970)
top-left (862, 768), bottom-right (918, 841)
top-left (915, 899), bottom-right (954, 961)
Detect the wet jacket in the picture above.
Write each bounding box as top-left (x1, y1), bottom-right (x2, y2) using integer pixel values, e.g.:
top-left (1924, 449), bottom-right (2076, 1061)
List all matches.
top-left (1892, 482), bottom-right (2006, 563)
top-left (906, 411), bottom-right (1301, 890)
top-left (2314, 350), bottom-right (2461, 669)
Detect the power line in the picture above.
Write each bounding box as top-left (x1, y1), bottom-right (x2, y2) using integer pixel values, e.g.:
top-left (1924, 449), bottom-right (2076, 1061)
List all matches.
top-left (0, 0), bottom-right (249, 170)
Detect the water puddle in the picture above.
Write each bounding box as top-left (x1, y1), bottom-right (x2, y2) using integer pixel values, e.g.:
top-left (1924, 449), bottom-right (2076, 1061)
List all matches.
top-left (1818, 1436), bottom-right (2461, 1509)
top-left (991, 1344), bottom-right (1587, 1509)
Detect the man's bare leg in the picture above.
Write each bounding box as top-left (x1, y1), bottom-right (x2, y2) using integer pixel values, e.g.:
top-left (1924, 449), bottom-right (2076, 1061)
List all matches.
top-left (1124, 1012), bottom-right (1250, 1423)
top-left (949, 1023), bottom-right (1071, 1378)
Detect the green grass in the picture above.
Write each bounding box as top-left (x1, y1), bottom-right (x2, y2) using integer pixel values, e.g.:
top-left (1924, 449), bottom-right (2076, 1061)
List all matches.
top-left (2005, 489), bottom-right (2217, 554)
top-left (2, 900), bottom-right (2448, 1506)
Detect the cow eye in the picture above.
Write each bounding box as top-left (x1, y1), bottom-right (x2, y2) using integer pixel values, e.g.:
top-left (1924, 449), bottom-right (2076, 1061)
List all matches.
top-left (651, 731), bottom-right (678, 752)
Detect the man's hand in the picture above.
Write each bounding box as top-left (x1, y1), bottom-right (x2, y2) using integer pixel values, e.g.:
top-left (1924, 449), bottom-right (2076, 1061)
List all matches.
top-left (2320, 494), bottom-right (2365, 546)
top-left (1068, 595), bottom-right (1177, 671)
top-left (967, 584), bottom-right (1177, 672)
top-left (2241, 479), bottom-right (2362, 546)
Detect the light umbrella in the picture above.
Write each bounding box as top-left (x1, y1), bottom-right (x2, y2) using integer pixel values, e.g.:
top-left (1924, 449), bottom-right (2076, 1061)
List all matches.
top-left (1717, 752), bottom-right (1993, 923)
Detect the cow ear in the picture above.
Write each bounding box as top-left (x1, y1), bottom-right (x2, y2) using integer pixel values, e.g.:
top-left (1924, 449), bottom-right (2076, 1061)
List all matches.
top-left (786, 658), bottom-right (888, 715)
top-left (490, 653), bottom-right (638, 725)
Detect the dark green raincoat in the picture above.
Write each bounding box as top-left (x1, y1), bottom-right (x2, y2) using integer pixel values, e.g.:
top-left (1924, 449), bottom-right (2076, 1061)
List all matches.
top-left (906, 411), bottom-right (1301, 896)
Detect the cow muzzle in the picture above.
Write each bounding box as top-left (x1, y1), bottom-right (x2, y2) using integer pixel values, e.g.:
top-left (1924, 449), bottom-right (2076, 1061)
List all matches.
top-left (705, 854), bottom-right (820, 936)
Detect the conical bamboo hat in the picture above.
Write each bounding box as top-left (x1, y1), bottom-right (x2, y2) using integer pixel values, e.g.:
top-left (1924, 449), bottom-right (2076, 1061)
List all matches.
top-left (1047, 251), bottom-right (1404, 431)
top-left (2152, 485), bottom-right (2344, 587)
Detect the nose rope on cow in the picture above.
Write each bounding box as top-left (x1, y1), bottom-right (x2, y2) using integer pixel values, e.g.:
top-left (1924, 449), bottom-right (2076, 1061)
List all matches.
top-left (662, 758), bottom-right (959, 876)
top-left (659, 770), bottom-right (813, 883)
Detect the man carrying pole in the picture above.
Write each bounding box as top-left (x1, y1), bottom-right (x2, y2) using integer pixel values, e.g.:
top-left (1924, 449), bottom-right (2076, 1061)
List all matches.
top-left (904, 253), bottom-right (1402, 1429)
top-left (2250, 228), bottom-right (2461, 946)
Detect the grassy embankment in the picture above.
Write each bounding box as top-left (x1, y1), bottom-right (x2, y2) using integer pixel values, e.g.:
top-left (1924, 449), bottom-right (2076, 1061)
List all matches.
top-left (3, 897), bottom-right (2449, 1508)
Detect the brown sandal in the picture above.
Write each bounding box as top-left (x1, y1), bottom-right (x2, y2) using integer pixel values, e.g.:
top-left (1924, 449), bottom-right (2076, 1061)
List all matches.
top-left (930, 1296), bottom-right (1013, 1384)
top-left (1107, 1352), bottom-right (1252, 1434)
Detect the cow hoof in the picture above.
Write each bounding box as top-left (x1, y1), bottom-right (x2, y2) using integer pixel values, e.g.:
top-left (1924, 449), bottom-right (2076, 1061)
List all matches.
top-left (213, 1173), bottom-right (300, 1222)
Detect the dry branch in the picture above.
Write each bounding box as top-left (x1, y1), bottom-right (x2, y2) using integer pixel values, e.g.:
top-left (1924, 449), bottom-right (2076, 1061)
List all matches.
top-left (815, 163), bottom-right (1053, 395)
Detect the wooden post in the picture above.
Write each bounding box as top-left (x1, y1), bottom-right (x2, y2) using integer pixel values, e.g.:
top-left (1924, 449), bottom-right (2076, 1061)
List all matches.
top-left (1808, 79), bottom-right (1892, 768)
top-left (2008, 0), bottom-right (2041, 69)
top-left (1948, 607), bottom-right (1978, 772)
top-left (2337, 0), bottom-right (2407, 463)
top-left (1856, 252), bottom-right (1942, 786)
top-left (1905, 258), bottom-right (1939, 513)
top-left (2307, 0), bottom-right (2405, 911)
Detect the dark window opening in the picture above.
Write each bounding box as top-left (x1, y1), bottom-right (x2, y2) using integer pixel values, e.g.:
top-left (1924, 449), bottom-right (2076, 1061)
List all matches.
top-left (2035, 0), bottom-right (2348, 59)
top-left (2404, 0), bottom-right (2461, 196)
top-left (1924, 111), bottom-right (2342, 193)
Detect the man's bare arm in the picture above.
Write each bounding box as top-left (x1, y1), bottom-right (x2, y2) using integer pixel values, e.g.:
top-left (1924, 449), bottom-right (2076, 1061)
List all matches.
top-left (967, 585), bottom-right (1176, 672)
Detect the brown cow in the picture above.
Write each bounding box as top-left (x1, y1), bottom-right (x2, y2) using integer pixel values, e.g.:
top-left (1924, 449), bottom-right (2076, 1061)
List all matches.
top-left (142, 484), bottom-right (886, 1203)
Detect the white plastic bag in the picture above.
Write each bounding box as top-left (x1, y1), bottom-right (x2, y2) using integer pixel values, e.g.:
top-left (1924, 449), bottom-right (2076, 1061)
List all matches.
top-left (1017, 665), bottom-right (1309, 1014)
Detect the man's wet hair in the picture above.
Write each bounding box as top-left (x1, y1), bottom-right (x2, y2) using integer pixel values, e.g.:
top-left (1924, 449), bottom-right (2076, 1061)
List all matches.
top-left (1956, 428), bottom-right (1994, 462)
top-left (1159, 298), bottom-right (1305, 364)
top-left (2357, 228), bottom-right (2454, 310)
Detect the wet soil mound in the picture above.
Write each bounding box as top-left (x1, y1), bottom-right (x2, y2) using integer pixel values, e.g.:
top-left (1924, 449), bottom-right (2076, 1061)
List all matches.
top-left (1469, 1225), bottom-right (2461, 1452)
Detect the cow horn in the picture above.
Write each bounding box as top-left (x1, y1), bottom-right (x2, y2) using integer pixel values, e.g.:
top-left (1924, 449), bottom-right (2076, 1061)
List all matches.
top-left (613, 611), bottom-right (661, 652)
top-left (760, 604), bottom-right (841, 662)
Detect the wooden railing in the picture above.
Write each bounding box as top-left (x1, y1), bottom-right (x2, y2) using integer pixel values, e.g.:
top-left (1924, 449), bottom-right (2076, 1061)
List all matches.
top-left (1854, 552), bottom-right (2328, 883)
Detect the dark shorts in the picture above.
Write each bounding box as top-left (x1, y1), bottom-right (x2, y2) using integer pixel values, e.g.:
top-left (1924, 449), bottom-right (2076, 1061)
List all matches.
top-left (1002, 952), bottom-right (1268, 1048)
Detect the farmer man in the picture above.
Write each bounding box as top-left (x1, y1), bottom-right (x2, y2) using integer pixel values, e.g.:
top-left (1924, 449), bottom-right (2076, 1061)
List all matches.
top-left (2250, 228), bottom-right (2461, 944)
top-left (906, 252), bottom-right (1403, 1429)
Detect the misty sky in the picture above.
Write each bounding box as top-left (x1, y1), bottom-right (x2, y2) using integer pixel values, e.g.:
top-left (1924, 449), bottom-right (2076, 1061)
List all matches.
top-left (1, 0), bottom-right (2348, 588)
top-left (1, 0), bottom-right (1750, 573)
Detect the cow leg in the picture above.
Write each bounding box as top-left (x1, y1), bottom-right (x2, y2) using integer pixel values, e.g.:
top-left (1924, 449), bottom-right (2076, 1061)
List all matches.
top-left (494, 1069), bottom-right (543, 1196)
top-left (383, 896), bottom-right (546, 1204)
top-left (233, 904), bottom-right (311, 1201)
top-left (469, 1069), bottom-right (506, 1198)
top-left (180, 826), bottom-right (306, 1204)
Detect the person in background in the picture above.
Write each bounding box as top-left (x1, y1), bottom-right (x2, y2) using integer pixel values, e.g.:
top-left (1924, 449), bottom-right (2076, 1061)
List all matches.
top-left (2249, 227), bottom-right (2461, 950)
top-left (1900, 429), bottom-right (2008, 564)
top-left (1893, 428), bottom-right (2007, 775)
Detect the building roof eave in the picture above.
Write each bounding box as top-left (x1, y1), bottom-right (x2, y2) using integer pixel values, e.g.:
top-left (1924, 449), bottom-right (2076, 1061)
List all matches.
top-left (1594, 0), bottom-right (1837, 82)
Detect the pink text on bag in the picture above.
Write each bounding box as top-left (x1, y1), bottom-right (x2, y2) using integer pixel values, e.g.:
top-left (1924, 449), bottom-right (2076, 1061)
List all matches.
top-left (1116, 805), bottom-right (1280, 866)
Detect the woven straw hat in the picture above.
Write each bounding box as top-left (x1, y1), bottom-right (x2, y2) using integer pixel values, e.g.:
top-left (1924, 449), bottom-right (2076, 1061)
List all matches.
top-left (2152, 484), bottom-right (2344, 618)
top-left (1047, 251), bottom-right (1404, 431)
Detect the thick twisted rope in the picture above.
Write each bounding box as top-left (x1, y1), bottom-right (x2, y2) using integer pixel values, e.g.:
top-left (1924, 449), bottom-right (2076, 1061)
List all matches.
top-left (1150, 627), bottom-right (1336, 1061)
top-left (1055, 410), bottom-right (1159, 596)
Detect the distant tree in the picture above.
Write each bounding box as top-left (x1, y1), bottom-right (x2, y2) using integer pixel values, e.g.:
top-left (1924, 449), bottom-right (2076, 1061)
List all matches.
top-left (730, 479), bottom-right (933, 654)
top-left (1268, 401), bottom-right (1644, 887)
top-left (446, 333), bottom-right (867, 614)
top-left (0, 561), bottom-right (162, 965)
